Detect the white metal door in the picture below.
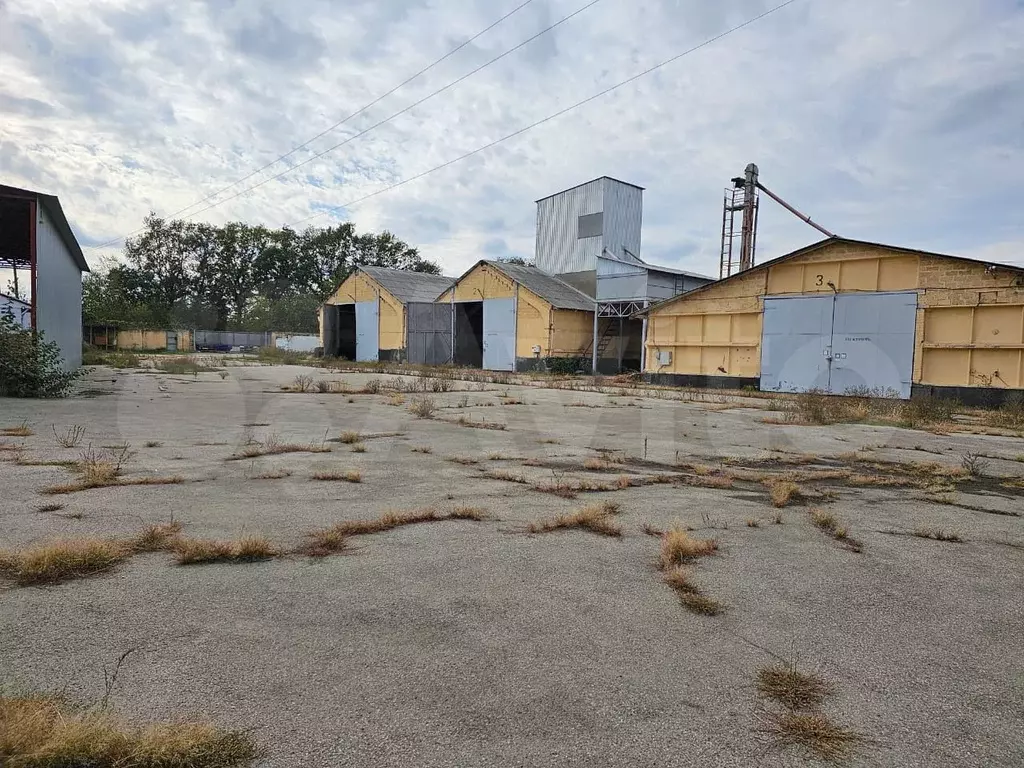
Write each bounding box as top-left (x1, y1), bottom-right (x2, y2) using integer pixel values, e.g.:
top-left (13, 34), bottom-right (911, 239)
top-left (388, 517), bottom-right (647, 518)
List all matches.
top-left (760, 295), bottom-right (834, 394)
top-left (830, 292), bottom-right (917, 399)
top-left (355, 300), bottom-right (379, 362)
top-left (482, 298), bottom-right (515, 371)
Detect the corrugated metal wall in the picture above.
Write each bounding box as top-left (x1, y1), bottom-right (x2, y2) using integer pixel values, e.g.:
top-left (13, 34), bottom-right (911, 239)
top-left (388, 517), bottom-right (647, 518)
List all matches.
top-left (601, 178), bottom-right (643, 261)
top-left (35, 204), bottom-right (83, 369)
top-left (535, 178), bottom-right (643, 275)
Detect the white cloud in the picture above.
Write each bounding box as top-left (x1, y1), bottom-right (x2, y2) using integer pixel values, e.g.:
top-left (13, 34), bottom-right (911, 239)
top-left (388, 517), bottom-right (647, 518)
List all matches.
top-left (1, 0), bottom-right (1022, 277)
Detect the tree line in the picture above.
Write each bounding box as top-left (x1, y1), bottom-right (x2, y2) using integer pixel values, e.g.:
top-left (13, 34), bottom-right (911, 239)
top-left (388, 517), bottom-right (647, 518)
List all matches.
top-left (83, 214), bottom-right (440, 333)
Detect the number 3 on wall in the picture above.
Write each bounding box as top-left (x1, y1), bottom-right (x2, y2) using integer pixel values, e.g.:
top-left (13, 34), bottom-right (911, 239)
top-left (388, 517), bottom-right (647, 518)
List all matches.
top-left (815, 274), bottom-right (824, 286)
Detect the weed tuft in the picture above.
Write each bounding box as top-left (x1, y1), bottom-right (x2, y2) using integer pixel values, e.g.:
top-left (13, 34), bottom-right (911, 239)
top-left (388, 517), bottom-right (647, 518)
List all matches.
top-left (757, 709), bottom-right (863, 763)
top-left (175, 536), bottom-right (277, 565)
top-left (0, 693), bottom-right (259, 767)
top-left (337, 431), bottom-right (361, 444)
top-left (52, 424), bottom-right (86, 448)
top-left (757, 663), bottom-right (834, 710)
top-left (1, 421), bottom-right (33, 437)
top-left (526, 502), bottom-right (622, 537)
top-left (0, 538), bottom-right (130, 585)
top-left (658, 528), bottom-right (718, 570)
top-left (766, 479), bottom-right (803, 508)
top-left (311, 469), bottom-right (362, 483)
top-left (410, 445), bottom-right (433, 454)
top-left (132, 521), bottom-right (183, 553)
top-left (912, 527), bottom-right (963, 543)
top-left (408, 396), bottom-right (437, 418)
top-left (810, 508), bottom-right (863, 552)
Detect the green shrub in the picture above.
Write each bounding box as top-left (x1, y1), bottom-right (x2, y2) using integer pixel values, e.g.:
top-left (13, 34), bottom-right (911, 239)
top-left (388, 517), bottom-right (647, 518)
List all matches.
top-left (81, 346), bottom-right (140, 369)
top-left (545, 356), bottom-right (590, 375)
top-left (0, 315), bottom-right (80, 398)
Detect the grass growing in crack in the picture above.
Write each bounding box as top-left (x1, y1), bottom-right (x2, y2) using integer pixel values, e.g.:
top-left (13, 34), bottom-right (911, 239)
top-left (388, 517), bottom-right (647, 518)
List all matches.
top-left (658, 527), bottom-right (718, 570)
top-left (42, 475), bottom-right (185, 496)
top-left (757, 709), bottom-right (863, 763)
top-left (757, 663), bottom-right (834, 710)
top-left (350, 443), bottom-right (367, 453)
top-left (302, 507), bottom-right (486, 557)
top-left (410, 445), bottom-right (433, 454)
top-left (766, 479), bottom-right (803, 508)
top-left (52, 424), bottom-right (86, 448)
top-left (337, 431), bottom-right (361, 444)
top-left (642, 523), bottom-right (664, 537)
top-left (912, 527), bottom-right (963, 543)
top-left (253, 469), bottom-right (291, 480)
top-left (0, 538), bottom-right (130, 585)
top-left (408, 396), bottom-right (437, 418)
top-left (311, 469), bottom-right (362, 483)
top-left (483, 469), bottom-right (528, 484)
top-left (447, 456), bottom-right (479, 466)
top-left (175, 535), bottom-right (277, 565)
top-left (809, 508), bottom-right (863, 552)
top-left (526, 502), bottom-right (622, 537)
top-left (36, 503), bottom-right (65, 513)
top-left (1, 421), bottom-right (33, 437)
top-left (746, 518), bottom-right (761, 528)
top-left (230, 440), bottom-right (331, 460)
top-left (132, 521), bottom-right (184, 553)
top-left (453, 415), bottom-right (506, 430)
top-left (144, 440), bottom-right (162, 448)
top-left (0, 693), bottom-right (260, 768)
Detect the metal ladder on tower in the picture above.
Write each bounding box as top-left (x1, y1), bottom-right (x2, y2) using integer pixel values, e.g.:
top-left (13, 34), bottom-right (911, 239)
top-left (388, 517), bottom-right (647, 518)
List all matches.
top-left (719, 186), bottom-right (744, 279)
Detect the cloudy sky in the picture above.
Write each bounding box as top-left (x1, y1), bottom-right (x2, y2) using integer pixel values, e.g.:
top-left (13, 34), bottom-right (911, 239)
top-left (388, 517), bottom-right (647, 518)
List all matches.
top-left (2, 0), bottom-right (1022, 280)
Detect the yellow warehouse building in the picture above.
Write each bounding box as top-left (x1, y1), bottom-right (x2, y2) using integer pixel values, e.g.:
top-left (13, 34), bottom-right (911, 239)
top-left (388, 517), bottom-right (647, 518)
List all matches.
top-left (438, 261), bottom-right (596, 371)
top-left (643, 237), bottom-right (1024, 404)
top-left (320, 266), bottom-right (455, 363)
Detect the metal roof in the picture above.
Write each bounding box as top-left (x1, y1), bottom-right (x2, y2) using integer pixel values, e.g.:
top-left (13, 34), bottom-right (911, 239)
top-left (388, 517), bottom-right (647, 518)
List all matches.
top-left (0, 184), bottom-right (89, 272)
top-left (483, 261), bottom-right (595, 311)
top-left (535, 176), bottom-right (645, 203)
top-left (599, 252), bottom-right (714, 281)
top-left (358, 266), bottom-right (455, 304)
top-left (639, 236), bottom-right (1024, 316)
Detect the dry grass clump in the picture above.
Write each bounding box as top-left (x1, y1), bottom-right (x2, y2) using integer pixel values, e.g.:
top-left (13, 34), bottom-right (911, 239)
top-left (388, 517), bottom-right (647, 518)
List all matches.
top-left (583, 457), bottom-right (614, 471)
top-left (809, 508), bottom-right (863, 552)
top-left (616, 474), bottom-right (643, 489)
top-left (453, 415), bottom-right (506, 430)
top-left (408, 396), bottom-right (436, 418)
top-left (642, 523), bottom-right (664, 537)
top-left (659, 562), bottom-right (724, 615)
top-left (678, 592), bottom-right (725, 615)
top-left (310, 469), bottom-right (362, 483)
top-left (132, 521), bottom-right (183, 553)
top-left (684, 474), bottom-right (735, 489)
top-left (757, 709), bottom-right (863, 763)
top-left (302, 507), bottom-right (486, 557)
top-left (337, 431), bottom-right (362, 444)
top-left (349, 443), bottom-right (367, 453)
top-left (1, 421), bottom-right (33, 437)
top-left (446, 456), bottom-right (479, 466)
top-left (757, 663), bottom-right (834, 710)
top-left (0, 693), bottom-right (259, 767)
top-left (41, 474), bottom-right (185, 496)
top-left (36, 503), bottom-right (65, 513)
top-left (175, 535), bottom-right (277, 565)
top-left (537, 438), bottom-right (561, 445)
top-left (483, 469), bottom-right (527, 484)
top-left (449, 506), bottom-right (487, 521)
top-left (658, 527), bottom-right (718, 570)
top-left (230, 437), bottom-right (331, 460)
top-left (526, 502), bottom-right (622, 537)
top-left (533, 477), bottom-right (618, 499)
top-left (253, 469), bottom-right (291, 480)
top-left (500, 397), bottom-right (525, 405)
top-left (912, 527), bottom-right (963, 543)
top-left (766, 479), bottom-right (804, 508)
top-left (746, 518), bottom-right (761, 528)
top-left (0, 538), bottom-right (130, 586)
top-left (521, 458), bottom-right (545, 467)
top-left (410, 446), bottom-right (433, 454)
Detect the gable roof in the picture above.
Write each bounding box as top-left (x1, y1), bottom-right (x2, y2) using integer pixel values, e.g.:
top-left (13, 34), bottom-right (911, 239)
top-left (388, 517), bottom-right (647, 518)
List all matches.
top-left (535, 176), bottom-right (645, 203)
top-left (599, 251), bottom-right (714, 281)
top-left (462, 260), bottom-right (594, 311)
top-left (641, 236), bottom-right (1024, 316)
top-left (0, 184), bottom-right (89, 272)
top-left (358, 266), bottom-right (454, 304)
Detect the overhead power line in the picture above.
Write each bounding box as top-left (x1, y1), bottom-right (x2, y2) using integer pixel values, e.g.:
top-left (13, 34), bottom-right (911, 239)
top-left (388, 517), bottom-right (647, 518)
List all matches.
top-left (285, 0), bottom-right (802, 229)
top-left (173, 0), bottom-right (606, 224)
top-left (89, 0), bottom-right (540, 249)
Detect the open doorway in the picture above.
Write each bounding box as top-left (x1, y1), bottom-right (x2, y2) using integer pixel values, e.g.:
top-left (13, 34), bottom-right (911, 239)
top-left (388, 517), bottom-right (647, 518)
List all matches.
top-left (337, 304), bottom-right (356, 360)
top-left (454, 301), bottom-right (483, 367)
